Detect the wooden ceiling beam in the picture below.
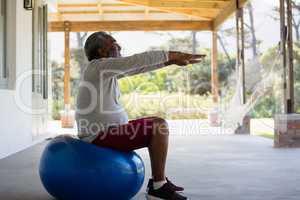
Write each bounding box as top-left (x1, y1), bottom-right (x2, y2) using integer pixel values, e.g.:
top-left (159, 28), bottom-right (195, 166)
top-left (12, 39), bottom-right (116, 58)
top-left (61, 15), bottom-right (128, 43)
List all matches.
top-left (57, 3), bottom-right (132, 8)
top-left (148, 1), bottom-right (228, 9)
top-left (57, 1), bottom-right (229, 9)
top-left (49, 20), bottom-right (213, 32)
top-left (56, 10), bottom-right (166, 15)
top-left (152, 0), bottom-right (229, 2)
top-left (116, 0), bottom-right (216, 20)
top-left (56, 8), bottom-right (219, 15)
top-left (55, 1), bottom-right (233, 20)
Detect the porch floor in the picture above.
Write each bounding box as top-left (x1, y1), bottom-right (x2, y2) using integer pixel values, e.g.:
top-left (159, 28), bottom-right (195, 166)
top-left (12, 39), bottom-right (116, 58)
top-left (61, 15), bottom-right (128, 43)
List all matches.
top-left (1, 135), bottom-right (300, 200)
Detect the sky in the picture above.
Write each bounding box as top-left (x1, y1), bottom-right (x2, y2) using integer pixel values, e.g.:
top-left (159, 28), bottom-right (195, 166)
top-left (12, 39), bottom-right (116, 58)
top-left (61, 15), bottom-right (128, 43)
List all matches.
top-left (49, 0), bottom-right (280, 63)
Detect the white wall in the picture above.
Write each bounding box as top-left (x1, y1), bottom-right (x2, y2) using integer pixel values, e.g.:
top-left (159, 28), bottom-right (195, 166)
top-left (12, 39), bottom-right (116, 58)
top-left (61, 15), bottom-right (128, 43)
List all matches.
top-left (0, 0), bottom-right (49, 159)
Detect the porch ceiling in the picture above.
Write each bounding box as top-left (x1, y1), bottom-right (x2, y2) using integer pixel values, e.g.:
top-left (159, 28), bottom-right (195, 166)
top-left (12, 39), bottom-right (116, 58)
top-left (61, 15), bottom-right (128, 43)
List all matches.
top-left (49, 0), bottom-right (248, 32)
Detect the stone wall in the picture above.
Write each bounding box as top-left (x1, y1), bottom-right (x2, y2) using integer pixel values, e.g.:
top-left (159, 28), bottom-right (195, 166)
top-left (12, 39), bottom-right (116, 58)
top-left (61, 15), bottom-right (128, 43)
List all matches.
top-left (274, 114), bottom-right (300, 148)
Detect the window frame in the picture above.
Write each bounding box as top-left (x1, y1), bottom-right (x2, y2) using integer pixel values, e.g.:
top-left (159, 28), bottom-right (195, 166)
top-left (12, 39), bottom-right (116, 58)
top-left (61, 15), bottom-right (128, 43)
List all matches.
top-left (32, 2), bottom-right (48, 99)
top-left (0, 0), bottom-right (7, 89)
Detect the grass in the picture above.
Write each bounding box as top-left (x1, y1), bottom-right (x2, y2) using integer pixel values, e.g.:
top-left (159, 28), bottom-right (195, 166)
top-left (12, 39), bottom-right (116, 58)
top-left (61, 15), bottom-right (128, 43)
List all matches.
top-left (250, 118), bottom-right (274, 140)
top-left (120, 92), bottom-right (213, 120)
top-left (256, 131), bottom-right (274, 139)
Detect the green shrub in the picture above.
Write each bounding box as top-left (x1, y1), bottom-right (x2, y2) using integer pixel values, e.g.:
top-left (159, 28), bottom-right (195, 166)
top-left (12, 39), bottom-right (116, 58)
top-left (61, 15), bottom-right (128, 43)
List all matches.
top-left (52, 100), bottom-right (64, 120)
top-left (120, 92), bottom-right (213, 120)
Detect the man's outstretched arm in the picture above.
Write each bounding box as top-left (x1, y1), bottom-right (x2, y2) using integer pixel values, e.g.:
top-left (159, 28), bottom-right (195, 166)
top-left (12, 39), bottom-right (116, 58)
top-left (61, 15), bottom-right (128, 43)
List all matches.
top-left (96, 51), bottom-right (168, 75)
top-left (118, 51), bottom-right (206, 78)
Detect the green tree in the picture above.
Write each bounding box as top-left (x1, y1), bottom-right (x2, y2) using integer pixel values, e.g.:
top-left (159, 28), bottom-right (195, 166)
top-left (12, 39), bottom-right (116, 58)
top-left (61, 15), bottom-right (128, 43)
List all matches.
top-left (51, 61), bottom-right (64, 119)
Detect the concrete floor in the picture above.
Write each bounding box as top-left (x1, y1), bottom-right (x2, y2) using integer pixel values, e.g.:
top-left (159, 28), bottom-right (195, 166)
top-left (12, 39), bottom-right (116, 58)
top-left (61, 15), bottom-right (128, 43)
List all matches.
top-left (1, 135), bottom-right (300, 200)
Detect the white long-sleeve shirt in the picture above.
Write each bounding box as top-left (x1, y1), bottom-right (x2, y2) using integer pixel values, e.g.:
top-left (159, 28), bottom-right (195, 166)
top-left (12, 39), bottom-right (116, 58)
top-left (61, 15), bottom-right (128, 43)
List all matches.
top-left (75, 51), bottom-right (169, 142)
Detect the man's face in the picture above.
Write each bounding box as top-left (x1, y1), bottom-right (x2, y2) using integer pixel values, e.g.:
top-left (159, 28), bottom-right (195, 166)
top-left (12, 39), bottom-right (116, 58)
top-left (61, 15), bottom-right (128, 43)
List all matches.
top-left (100, 35), bottom-right (122, 58)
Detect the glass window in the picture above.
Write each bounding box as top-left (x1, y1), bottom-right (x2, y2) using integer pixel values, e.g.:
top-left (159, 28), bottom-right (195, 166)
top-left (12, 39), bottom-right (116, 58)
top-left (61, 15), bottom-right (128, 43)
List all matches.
top-left (32, 2), bottom-right (48, 98)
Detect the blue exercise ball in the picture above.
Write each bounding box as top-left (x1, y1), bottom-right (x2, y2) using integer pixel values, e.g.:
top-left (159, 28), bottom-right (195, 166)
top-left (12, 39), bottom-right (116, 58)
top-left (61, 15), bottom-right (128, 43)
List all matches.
top-left (39, 136), bottom-right (145, 200)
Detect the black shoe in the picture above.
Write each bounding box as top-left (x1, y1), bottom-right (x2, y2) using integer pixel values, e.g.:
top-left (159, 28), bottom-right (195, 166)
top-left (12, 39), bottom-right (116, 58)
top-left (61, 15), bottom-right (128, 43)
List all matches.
top-left (146, 183), bottom-right (188, 200)
top-left (147, 178), bottom-right (184, 192)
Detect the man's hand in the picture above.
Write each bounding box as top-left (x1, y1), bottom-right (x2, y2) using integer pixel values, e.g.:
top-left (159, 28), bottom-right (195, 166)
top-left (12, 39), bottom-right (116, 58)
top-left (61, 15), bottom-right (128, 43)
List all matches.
top-left (167, 51), bottom-right (206, 66)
